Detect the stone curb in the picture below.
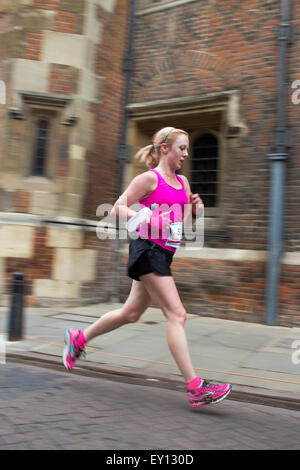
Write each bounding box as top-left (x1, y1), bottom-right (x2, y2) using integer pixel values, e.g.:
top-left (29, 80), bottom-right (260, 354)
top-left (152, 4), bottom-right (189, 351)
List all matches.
top-left (7, 351), bottom-right (300, 412)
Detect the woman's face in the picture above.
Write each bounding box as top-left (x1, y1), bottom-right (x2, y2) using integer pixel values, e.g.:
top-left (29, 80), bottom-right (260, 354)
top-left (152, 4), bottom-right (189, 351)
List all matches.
top-left (167, 133), bottom-right (189, 171)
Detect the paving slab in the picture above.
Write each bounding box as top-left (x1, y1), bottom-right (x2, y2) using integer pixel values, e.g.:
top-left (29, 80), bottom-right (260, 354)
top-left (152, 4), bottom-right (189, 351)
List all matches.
top-left (1, 304), bottom-right (300, 404)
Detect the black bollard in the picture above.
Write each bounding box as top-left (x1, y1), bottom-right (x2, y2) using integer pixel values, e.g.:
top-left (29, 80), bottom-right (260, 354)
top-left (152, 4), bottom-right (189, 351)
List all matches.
top-left (8, 272), bottom-right (24, 341)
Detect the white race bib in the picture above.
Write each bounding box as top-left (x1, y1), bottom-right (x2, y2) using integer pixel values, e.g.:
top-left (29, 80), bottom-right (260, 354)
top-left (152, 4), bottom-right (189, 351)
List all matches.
top-left (166, 222), bottom-right (182, 248)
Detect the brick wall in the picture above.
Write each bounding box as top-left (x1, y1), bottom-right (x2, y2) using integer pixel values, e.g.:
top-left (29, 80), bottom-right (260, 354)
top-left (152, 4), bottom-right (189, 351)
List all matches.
top-left (4, 225), bottom-right (116, 308)
top-left (82, 1), bottom-right (130, 218)
top-left (286, 0), bottom-right (300, 252)
top-left (126, 0), bottom-right (300, 326)
top-left (5, 227), bottom-right (53, 307)
top-left (131, 0), bottom-right (284, 250)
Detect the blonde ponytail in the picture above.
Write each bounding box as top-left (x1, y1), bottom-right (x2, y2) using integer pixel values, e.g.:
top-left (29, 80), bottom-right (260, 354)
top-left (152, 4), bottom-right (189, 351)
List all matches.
top-left (134, 144), bottom-right (159, 168)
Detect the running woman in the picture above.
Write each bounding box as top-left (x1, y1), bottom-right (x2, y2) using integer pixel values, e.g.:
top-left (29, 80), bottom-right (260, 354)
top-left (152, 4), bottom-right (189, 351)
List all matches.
top-left (63, 127), bottom-right (232, 408)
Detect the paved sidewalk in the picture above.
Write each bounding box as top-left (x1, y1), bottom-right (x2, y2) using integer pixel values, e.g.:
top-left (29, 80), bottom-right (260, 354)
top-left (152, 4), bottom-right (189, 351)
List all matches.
top-left (1, 303), bottom-right (300, 406)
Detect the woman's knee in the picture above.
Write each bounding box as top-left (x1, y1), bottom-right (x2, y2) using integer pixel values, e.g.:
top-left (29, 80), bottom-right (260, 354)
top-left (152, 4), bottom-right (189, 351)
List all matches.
top-left (121, 306), bottom-right (144, 324)
top-left (167, 305), bottom-right (187, 326)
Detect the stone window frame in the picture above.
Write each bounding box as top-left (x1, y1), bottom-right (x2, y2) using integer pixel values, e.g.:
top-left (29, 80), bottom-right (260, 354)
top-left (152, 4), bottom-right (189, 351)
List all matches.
top-left (126, 90), bottom-right (246, 233)
top-left (20, 92), bottom-right (72, 183)
top-left (190, 131), bottom-right (220, 209)
top-left (136, 0), bottom-right (198, 15)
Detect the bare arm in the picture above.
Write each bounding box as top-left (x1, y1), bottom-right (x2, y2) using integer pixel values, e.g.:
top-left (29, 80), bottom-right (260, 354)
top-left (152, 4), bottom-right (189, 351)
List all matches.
top-left (111, 171), bottom-right (157, 221)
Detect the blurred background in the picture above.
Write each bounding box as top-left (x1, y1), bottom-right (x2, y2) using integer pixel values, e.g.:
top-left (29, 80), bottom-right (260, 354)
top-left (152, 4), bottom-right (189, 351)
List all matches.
top-left (0, 0), bottom-right (299, 327)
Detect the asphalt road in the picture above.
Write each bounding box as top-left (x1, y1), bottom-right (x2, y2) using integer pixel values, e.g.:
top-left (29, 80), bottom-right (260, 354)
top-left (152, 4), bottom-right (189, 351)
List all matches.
top-left (0, 361), bottom-right (299, 451)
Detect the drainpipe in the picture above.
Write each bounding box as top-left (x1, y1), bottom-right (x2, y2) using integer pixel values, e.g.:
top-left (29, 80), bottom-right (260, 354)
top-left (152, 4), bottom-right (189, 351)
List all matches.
top-left (265, 0), bottom-right (293, 324)
top-left (111, 0), bottom-right (136, 301)
top-left (118, 0), bottom-right (136, 189)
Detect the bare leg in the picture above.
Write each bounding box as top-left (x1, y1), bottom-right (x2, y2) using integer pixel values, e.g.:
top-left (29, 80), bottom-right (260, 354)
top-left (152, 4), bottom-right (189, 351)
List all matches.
top-left (140, 273), bottom-right (197, 383)
top-left (83, 280), bottom-right (152, 343)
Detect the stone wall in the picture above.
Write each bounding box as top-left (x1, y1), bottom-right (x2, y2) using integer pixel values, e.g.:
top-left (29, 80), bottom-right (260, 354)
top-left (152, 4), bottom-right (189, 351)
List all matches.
top-left (0, 0), bottom-right (129, 307)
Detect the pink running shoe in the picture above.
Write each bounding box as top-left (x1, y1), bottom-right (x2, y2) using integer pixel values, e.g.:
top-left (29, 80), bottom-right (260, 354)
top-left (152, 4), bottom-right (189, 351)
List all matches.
top-left (63, 328), bottom-right (86, 371)
top-left (187, 379), bottom-right (232, 408)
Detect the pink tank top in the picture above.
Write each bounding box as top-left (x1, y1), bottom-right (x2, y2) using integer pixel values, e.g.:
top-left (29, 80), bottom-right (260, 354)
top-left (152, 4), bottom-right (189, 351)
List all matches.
top-left (138, 169), bottom-right (189, 252)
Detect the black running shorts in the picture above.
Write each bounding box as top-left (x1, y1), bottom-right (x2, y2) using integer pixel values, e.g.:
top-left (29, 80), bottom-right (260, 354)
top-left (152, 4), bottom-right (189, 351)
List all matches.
top-left (128, 238), bottom-right (175, 281)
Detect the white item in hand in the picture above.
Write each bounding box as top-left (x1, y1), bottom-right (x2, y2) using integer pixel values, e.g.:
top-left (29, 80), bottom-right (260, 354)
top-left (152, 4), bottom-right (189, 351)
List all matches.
top-left (126, 203), bottom-right (158, 233)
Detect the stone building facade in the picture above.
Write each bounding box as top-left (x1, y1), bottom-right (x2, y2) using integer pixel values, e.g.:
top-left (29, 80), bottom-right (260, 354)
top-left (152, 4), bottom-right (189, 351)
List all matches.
top-left (0, 0), bottom-right (299, 326)
top-left (0, 0), bottom-right (129, 307)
